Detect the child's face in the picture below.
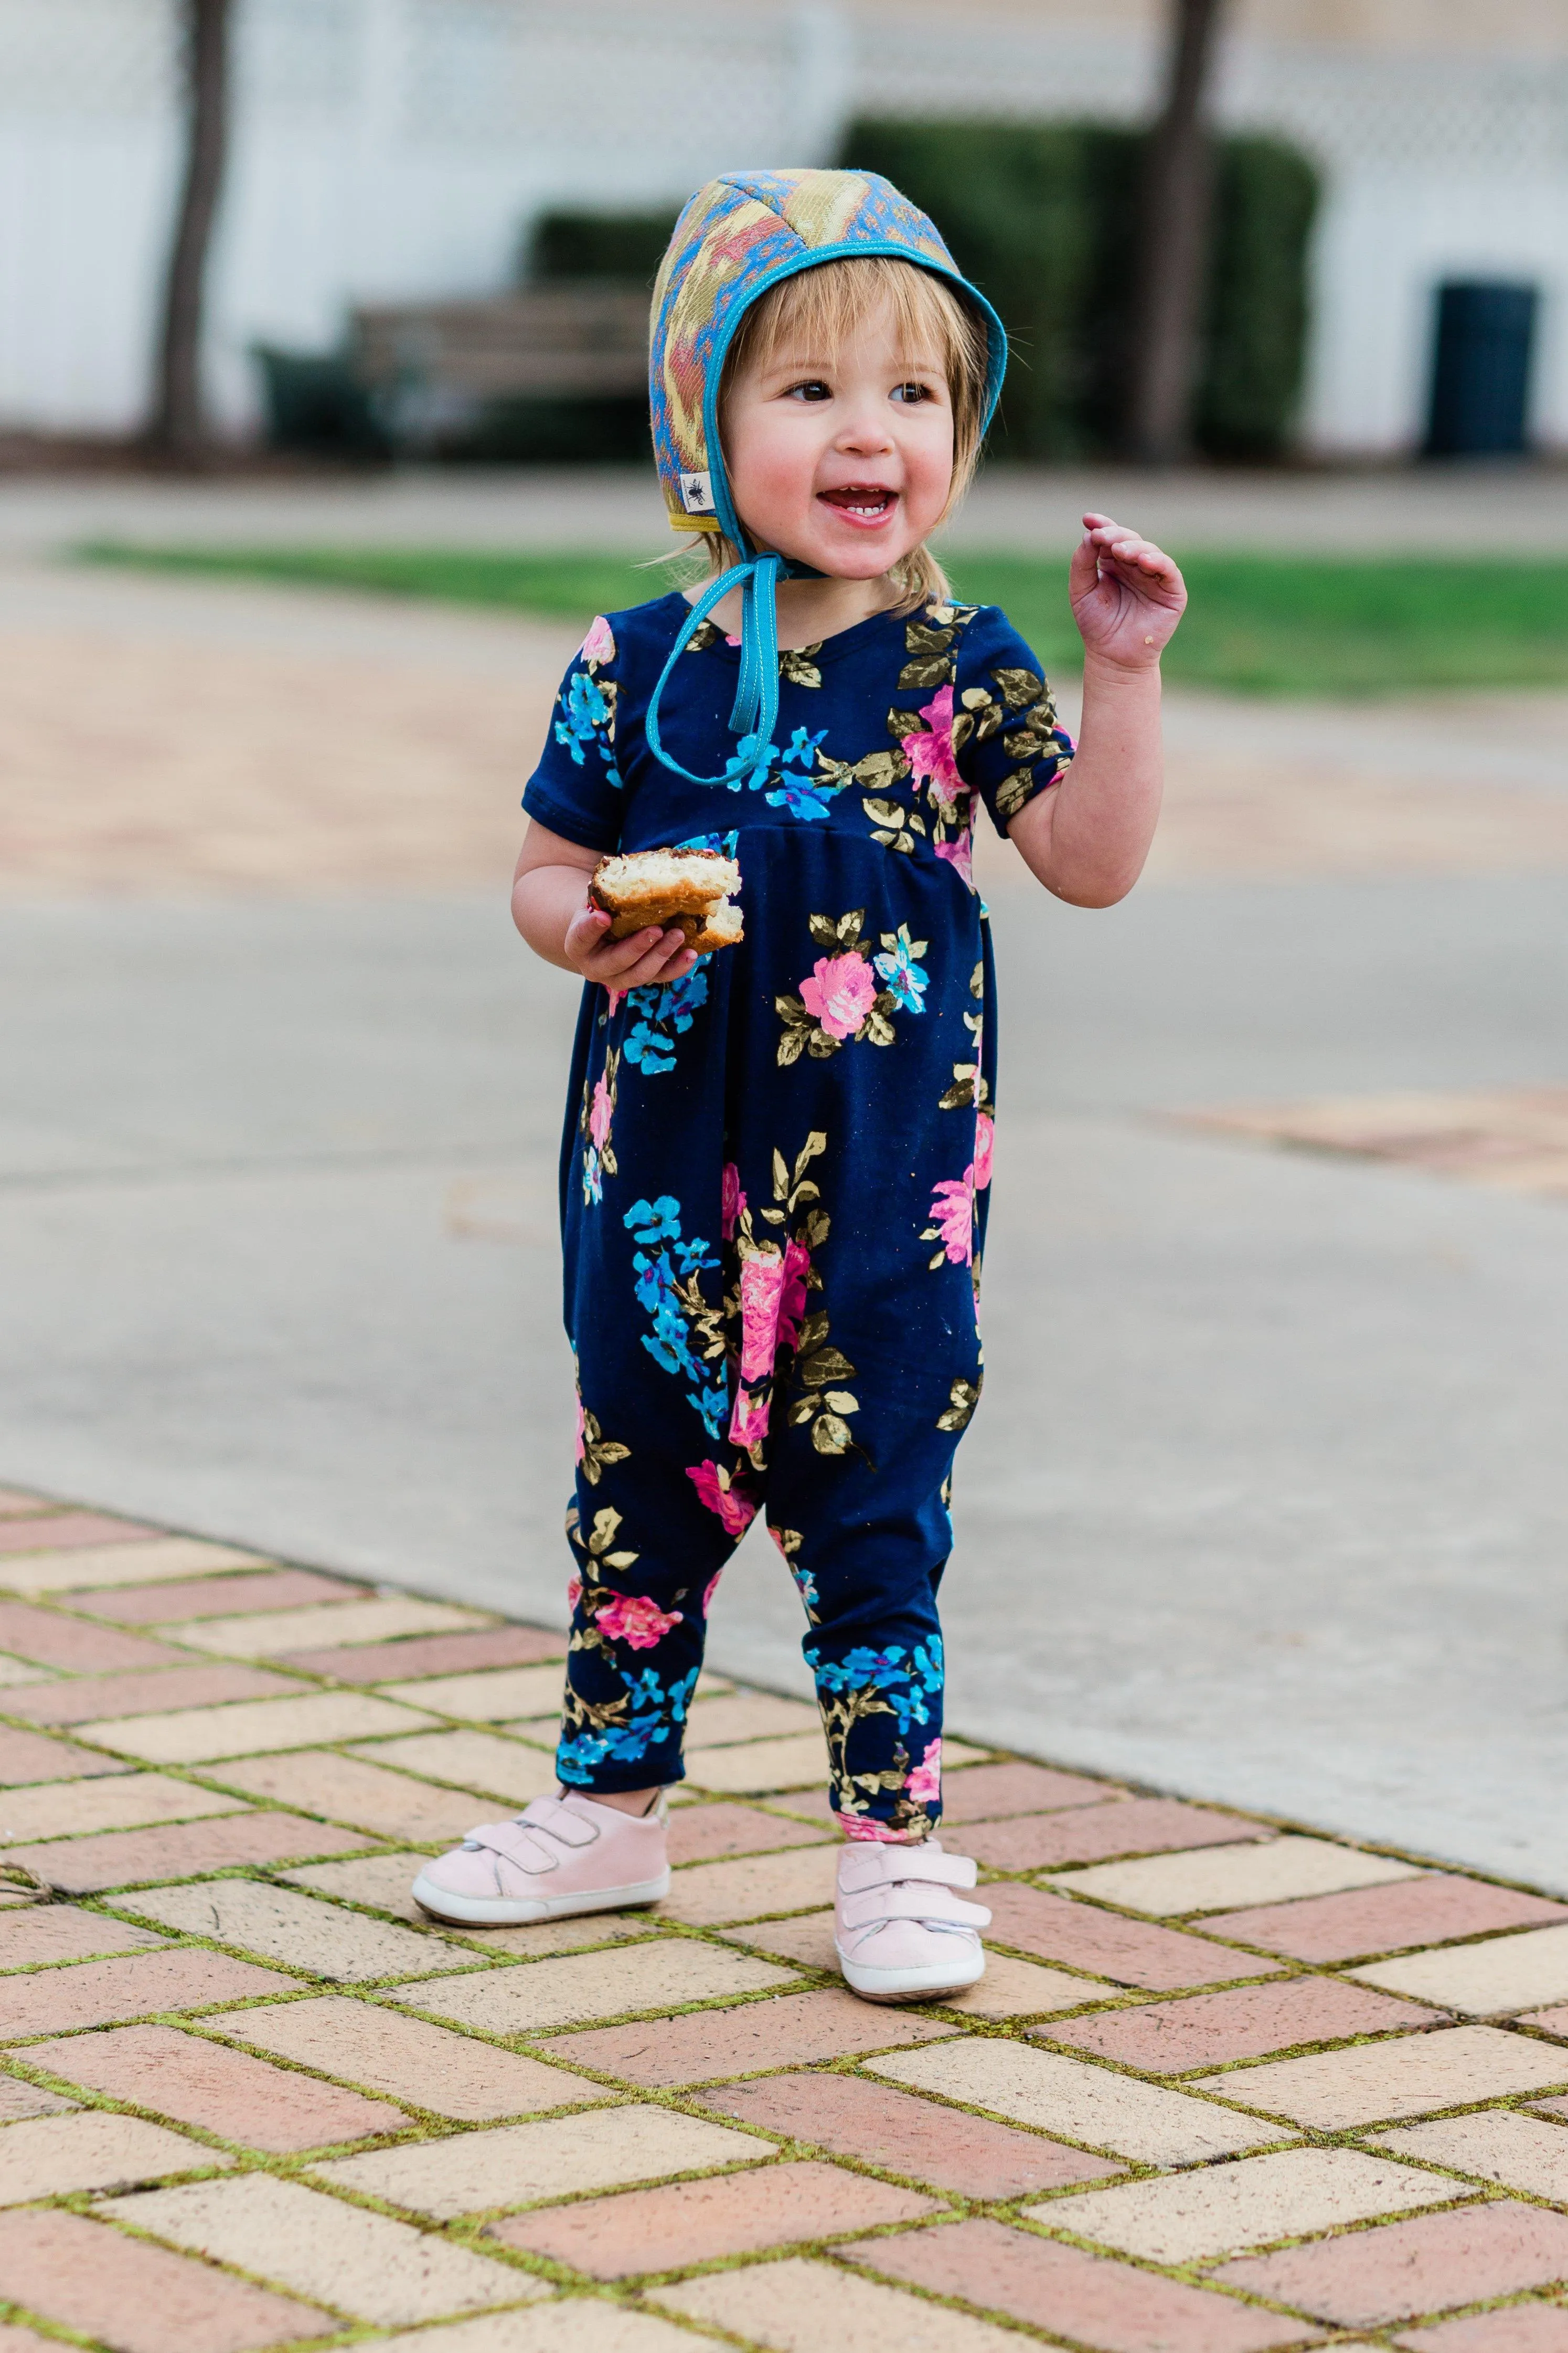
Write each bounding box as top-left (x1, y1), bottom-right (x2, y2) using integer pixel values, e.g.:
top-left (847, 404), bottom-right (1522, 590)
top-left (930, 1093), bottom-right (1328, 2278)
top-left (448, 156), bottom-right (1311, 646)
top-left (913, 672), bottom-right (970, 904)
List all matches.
top-left (722, 295), bottom-right (955, 583)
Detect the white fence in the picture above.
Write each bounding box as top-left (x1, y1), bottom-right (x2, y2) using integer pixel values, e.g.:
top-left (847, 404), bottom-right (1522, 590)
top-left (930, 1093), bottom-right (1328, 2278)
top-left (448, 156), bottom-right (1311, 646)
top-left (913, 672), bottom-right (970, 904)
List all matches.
top-left (2, 0), bottom-right (1566, 453)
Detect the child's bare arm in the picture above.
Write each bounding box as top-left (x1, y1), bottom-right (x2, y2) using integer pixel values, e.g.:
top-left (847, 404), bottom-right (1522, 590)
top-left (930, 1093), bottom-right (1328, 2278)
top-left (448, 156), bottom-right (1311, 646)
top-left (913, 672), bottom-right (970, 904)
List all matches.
top-left (1008, 513), bottom-right (1187, 908)
top-left (511, 821), bottom-right (699, 988)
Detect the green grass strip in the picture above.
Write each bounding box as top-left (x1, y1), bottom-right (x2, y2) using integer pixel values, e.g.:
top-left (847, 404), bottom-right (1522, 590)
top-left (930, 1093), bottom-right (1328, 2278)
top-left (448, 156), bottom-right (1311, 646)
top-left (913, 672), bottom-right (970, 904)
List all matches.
top-left (74, 539), bottom-right (1568, 697)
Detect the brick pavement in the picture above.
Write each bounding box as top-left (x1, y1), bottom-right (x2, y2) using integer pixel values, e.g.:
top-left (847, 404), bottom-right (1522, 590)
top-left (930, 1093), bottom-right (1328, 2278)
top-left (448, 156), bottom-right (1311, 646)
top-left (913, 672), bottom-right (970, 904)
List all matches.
top-left (3, 1489), bottom-right (1568, 2349)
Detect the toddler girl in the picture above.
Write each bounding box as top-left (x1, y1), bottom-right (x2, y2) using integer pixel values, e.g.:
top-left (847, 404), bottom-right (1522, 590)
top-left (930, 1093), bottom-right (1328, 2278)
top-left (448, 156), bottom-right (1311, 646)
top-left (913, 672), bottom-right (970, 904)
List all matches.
top-left (414, 168), bottom-right (1186, 2001)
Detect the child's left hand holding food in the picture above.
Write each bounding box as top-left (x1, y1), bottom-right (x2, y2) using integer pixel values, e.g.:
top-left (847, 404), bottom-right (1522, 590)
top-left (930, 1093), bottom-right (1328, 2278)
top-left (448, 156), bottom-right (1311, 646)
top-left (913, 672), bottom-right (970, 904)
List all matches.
top-left (1070, 511), bottom-right (1187, 669)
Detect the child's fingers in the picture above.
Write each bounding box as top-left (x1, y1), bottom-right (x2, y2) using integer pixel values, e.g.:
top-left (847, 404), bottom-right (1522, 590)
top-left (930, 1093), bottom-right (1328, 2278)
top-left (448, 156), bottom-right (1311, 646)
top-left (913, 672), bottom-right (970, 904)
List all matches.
top-left (581, 926), bottom-right (690, 988)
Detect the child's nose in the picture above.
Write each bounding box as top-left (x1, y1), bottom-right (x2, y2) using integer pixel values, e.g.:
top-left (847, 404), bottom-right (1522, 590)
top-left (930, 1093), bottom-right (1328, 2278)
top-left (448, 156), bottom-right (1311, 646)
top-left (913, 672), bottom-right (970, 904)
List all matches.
top-left (835, 400), bottom-right (895, 453)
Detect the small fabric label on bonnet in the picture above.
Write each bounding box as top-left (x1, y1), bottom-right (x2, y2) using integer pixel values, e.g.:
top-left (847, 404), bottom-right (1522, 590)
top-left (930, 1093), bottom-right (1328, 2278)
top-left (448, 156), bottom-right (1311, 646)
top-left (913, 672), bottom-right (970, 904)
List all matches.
top-left (678, 469), bottom-right (717, 515)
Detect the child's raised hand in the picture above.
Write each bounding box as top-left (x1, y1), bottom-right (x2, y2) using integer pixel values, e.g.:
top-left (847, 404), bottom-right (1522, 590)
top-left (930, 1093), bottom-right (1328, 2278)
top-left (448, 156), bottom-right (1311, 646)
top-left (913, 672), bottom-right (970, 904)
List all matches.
top-left (1069, 513), bottom-right (1187, 671)
top-left (564, 903), bottom-right (699, 991)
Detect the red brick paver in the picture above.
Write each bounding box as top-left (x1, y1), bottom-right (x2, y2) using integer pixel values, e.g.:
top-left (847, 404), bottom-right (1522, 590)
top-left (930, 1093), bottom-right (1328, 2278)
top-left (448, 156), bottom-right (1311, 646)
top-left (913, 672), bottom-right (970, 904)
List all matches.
top-left (545, 1987), bottom-right (958, 2085)
top-left (80, 1567), bottom-right (361, 1624)
top-left (1217, 2202), bottom-right (1568, 2325)
top-left (0, 1599), bottom-right (185, 1673)
top-left (1, 1947), bottom-right (299, 2040)
top-left (667, 1801), bottom-right (831, 1866)
top-left (284, 1623), bottom-right (566, 1680)
top-left (983, 1882), bottom-right (1283, 1989)
top-left (1208, 1875), bottom-right (1568, 1961)
top-left (6, 1806), bottom-right (376, 1893)
top-left (0, 1903), bottom-right (167, 1969)
top-left (969, 1797), bottom-right (1268, 1872)
top-left (845, 2215), bottom-right (1310, 2351)
top-left (696, 2070), bottom-right (1128, 2198)
top-left (1396, 2308), bottom-right (1568, 2350)
top-left (0, 1725), bottom-right (132, 1782)
top-left (0, 2207), bottom-right (328, 2353)
top-left (1042, 1973), bottom-right (1443, 2071)
top-left (1, 1662), bottom-right (300, 1725)
top-left (0, 1511), bottom-right (153, 1554)
top-left (493, 2157), bottom-right (939, 2277)
top-left (24, 2021), bottom-right (407, 2149)
top-left (941, 1761), bottom-right (1114, 1820)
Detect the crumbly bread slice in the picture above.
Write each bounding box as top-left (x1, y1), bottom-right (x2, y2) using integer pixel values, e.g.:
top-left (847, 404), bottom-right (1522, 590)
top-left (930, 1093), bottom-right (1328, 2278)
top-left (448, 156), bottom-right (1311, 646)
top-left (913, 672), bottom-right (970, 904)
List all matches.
top-left (591, 846), bottom-right (743, 951)
top-left (683, 903), bottom-right (744, 953)
top-left (591, 847), bottom-right (740, 915)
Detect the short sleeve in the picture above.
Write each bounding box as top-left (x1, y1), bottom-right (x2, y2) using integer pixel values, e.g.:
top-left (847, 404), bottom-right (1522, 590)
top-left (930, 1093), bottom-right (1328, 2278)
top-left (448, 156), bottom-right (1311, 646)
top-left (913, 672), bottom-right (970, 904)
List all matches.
top-left (520, 614), bottom-right (626, 852)
top-left (955, 609), bottom-right (1076, 836)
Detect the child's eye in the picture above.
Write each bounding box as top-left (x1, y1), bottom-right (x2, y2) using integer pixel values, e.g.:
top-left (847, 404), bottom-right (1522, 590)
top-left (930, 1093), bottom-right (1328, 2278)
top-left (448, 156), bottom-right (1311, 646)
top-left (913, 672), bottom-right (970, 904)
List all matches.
top-left (785, 379), bottom-right (832, 402)
top-left (891, 380), bottom-right (933, 404)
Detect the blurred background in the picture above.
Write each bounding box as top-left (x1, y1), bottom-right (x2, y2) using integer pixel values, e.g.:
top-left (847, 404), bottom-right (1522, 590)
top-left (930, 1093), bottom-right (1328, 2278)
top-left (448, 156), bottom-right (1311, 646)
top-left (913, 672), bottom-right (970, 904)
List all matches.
top-left (2, 0), bottom-right (1566, 1885)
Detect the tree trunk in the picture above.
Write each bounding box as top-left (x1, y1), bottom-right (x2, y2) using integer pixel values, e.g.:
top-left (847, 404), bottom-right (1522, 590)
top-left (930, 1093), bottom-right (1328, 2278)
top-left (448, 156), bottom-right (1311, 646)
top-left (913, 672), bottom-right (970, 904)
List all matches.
top-left (150, 0), bottom-right (232, 458)
top-left (1124, 0), bottom-right (1227, 464)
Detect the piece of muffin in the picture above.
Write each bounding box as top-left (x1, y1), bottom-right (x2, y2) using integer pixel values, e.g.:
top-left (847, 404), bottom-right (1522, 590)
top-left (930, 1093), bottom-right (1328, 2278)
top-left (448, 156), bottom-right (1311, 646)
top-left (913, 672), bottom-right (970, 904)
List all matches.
top-left (590, 847), bottom-right (743, 952)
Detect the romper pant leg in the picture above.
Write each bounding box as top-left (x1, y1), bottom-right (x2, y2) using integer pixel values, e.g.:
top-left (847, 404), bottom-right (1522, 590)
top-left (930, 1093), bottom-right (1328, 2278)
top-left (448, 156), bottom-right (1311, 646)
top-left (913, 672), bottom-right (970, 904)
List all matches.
top-left (556, 1360), bottom-right (750, 1794)
top-left (762, 1389), bottom-right (965, 1841)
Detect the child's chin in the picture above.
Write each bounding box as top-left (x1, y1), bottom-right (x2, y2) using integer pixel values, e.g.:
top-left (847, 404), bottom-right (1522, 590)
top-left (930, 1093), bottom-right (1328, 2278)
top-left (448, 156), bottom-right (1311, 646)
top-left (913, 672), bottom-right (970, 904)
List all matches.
top-left (798, 529), bottom-right (914, 581)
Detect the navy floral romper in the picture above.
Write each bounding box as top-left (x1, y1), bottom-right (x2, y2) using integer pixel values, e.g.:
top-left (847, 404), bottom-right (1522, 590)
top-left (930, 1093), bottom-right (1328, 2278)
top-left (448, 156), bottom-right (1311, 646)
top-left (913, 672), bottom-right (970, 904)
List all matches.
top-left (522, 588), bottom-right (1073, 1837)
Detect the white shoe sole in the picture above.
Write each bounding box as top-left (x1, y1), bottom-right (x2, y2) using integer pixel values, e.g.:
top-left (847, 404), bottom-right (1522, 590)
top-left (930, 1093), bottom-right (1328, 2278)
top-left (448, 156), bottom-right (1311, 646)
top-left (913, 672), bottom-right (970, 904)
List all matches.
top-left (836, 1938), bottom-right (986, 2005)
top-left (410, 1867), bottom-right (670, 1927)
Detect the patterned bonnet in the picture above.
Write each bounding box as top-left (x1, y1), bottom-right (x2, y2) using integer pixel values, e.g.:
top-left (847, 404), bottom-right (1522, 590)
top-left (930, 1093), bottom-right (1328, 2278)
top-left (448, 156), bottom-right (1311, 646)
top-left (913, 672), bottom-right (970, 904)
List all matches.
top-left (641, 167), bottom-right (1008, 787)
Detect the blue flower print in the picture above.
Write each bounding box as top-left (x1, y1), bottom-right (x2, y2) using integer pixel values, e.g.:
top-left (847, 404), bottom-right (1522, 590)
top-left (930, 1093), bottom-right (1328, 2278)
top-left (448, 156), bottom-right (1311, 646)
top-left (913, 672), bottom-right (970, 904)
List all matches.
top-left (809, 1636), bottom-right (945, 1737)
top-left (723, 733), bottom-right (777, 794)
top-left (557, 1665), bottom-right (699, 1780)
top-left (872, 925), bottom-right (930, 1014)
top-left (764, 725), bottom-right (834, 821)
top-left (622, 1197), bottom-right (727, 1436)
top-left (623, 964), bottom-right (709, 1076)
top-left (554, 668), bottom-right (610, 766)
top-left (625, 1195), bottom-right (680, 1246)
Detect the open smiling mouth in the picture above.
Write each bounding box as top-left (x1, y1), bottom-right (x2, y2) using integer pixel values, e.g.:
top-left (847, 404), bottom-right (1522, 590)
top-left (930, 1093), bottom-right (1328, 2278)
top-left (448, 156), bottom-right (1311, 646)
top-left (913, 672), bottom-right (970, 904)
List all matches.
top-left (817, 485), bottom-right (898, 522)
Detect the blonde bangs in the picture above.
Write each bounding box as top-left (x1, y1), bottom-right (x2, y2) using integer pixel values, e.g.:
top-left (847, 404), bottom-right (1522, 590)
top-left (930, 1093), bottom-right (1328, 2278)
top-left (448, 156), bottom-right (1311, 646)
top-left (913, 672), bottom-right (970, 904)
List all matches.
top-left (698, 255), bottom-right (993, 610)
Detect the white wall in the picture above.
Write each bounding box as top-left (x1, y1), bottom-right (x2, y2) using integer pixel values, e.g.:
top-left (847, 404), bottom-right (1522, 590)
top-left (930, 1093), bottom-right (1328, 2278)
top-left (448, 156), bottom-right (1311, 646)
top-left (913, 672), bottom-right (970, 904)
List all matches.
top-left (2, 0), bottom-right (1566, 453)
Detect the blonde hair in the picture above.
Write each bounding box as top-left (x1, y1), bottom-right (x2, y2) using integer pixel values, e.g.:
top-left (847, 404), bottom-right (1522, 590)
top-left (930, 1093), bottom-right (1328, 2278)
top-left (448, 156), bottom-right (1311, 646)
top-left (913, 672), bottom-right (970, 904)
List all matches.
top-left (696, 254), bottom-right (992, 611)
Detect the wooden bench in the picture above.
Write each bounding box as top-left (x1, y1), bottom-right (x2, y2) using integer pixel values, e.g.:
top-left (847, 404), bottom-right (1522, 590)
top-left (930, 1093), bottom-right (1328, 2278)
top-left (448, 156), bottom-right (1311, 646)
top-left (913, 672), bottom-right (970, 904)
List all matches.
top-left (350, 283), bottom-right (650, 401)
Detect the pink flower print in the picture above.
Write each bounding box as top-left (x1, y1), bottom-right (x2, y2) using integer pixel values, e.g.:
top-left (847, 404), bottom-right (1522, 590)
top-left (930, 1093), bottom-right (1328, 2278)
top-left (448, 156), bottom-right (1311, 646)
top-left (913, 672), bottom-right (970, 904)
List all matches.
top-left (720, 1160), bottom-right (746, 1242)
top-left (930, 1169), bottom-right (976, 1266)
top-left (777, 1237), bottom-right (811, 1353)
top-left (604, 986), bottom-right (626, 1016)
top-left (974, 1110), bottom-right (995, 1191)
top-left (729, 1383), bottom-right (771, 1451)
top-left (580, 614), bottom-right (615, 667)
top-left (935, 819), bottom-right (975, 891)
top-left (738, 1249), bottom-right (787, 1381)
top-left (588, 1076), bottom-right (613, 1151)
top-left (841, 1813), bottom-right (929, 1843)
top-left (799, 952), bottom-right (877, 1042)
top-left (905, 1736), bottom-right (943, 1808)
top-left (596, 1592), bottom-right (682, 1650)
top-left (573, 1395), bottom-right (586, 1462)
top-left (567, 1575), bottom-right (582, 1614)
top-left (686, 1459), bottom-right (758, 1538)
top-left (702, 1568), bottom-right (723, 1615)
top-left (903, 683), bottom-right (963, 811)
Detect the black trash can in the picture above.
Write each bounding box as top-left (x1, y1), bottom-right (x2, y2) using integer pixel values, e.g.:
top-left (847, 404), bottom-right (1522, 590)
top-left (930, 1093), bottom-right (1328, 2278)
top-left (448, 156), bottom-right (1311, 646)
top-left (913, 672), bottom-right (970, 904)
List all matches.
top-left (1424, 280), bottom-right (1538, 457)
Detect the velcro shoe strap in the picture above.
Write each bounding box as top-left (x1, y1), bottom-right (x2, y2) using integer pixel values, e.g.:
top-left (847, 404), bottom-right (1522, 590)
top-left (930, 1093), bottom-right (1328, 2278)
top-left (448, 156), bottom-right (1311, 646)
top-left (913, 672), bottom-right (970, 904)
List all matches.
top-left (839, 1845), bottom-right (978, 1895)
top-left (462, 1819), bottom-right (559, 1875)
top-left (516, 1796), bottom-right (598, 1850)
top-left (840, 1882), bottom-right (991, 1932)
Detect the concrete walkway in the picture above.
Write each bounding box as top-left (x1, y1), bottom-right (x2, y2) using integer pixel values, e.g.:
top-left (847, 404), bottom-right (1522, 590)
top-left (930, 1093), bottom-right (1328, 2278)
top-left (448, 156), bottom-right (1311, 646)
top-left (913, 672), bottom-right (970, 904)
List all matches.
top-left (3, 1491), bottom-right (1568, 2352)
top-left (1, 475), bottom-right (1566, 1899)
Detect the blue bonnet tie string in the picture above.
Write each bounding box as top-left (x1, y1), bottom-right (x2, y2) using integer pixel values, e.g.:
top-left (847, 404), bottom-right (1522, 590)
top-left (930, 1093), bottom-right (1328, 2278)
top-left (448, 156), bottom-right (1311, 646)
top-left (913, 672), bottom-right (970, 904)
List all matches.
top-left (644, 550), bottom-right (785, 788)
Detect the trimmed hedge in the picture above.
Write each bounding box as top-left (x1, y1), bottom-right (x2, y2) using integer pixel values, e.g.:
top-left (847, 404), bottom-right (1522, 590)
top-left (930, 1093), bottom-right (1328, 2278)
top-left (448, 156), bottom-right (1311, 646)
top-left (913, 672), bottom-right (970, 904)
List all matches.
top-left (844, 119), bottom-right (1318, 459)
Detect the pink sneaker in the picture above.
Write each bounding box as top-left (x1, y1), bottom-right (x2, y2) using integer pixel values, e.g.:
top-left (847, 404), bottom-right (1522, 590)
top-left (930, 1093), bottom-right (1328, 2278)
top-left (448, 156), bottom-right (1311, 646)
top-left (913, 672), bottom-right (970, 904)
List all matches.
top-left (835, 1839), bottom-right (990, 2002)
top-left (411, 1789), bottom-right (669, 1926)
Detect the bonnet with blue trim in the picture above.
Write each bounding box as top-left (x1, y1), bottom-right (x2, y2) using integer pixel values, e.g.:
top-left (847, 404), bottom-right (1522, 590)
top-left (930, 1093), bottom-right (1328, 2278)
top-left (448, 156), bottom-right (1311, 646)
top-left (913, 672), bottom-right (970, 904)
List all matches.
top-left (642, 167), bottom-right (1008, 785)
